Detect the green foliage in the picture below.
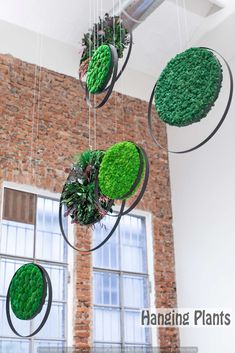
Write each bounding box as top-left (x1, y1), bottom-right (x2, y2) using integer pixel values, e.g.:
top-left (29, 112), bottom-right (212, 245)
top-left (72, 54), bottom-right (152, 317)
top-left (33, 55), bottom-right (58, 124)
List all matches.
top-left (154, 47), bottom-right (223, 127)
top-left (10, 264), bottom-right (46, 320)
top-left (80, 13), bottom-right (129, 64)
top-left (61, 150), bottom-right (112, 226)
top-left (87, 45), bottom-right (111, 94)
top-left (98, 141), bottom-right (143, 200)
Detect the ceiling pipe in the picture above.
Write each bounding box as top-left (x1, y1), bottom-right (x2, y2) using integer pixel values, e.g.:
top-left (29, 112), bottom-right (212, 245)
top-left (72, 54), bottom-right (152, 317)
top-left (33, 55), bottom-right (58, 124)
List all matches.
top-left (112, 0), bottom-right (166, 31)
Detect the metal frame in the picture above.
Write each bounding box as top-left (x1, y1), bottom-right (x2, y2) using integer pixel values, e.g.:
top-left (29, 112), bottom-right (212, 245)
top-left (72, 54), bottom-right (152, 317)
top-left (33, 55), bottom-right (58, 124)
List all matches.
top-left (93, 213), bottom-right (152, 348)
top-left (0, 189), bottom-right (69, 352)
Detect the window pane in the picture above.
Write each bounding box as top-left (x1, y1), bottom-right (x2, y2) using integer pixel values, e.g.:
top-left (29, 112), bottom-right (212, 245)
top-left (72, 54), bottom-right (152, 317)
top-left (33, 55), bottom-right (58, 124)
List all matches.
top-left (93, 217), bottom-right (119, 270)
top-left (39, 263), bottom-right (67, 302)
top-left (94, 308), bottom-right (120, 343)
top-left (121, 216), bottom-right (147, 273)
top-left (123, 276), bottom-right (148, 308)
top-left (34, 340), bottom-right (65, 353)
top-left (124, 310), bottom-right (150, 344)
top-left (0, 339), bottom-right (29, 353)
top-left (0, 221), bottom-right (34, 258)
top-left (0, 258), bottom-right (27, 296)
top-left (93, 272), bottom-right (119, 306)
top-left (36, 198), bottom-right (67, 263)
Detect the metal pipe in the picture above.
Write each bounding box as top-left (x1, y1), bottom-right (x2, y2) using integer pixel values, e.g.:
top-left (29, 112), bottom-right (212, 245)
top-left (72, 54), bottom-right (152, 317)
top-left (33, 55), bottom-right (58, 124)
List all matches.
top-left (113, 0), bottom-right (166, 31)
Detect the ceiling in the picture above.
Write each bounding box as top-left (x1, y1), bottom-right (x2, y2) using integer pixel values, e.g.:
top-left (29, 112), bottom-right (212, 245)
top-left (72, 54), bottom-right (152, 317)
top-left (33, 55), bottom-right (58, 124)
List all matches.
top-left (0, 0), bottom-right (214, 77)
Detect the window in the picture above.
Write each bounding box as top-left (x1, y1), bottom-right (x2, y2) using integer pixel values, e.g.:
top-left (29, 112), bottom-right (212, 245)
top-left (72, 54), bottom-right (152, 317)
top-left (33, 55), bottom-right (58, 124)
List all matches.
top-left (0, 187), bottom-right (69, 353)
top-left (93, 213), bottom-right (152, 349)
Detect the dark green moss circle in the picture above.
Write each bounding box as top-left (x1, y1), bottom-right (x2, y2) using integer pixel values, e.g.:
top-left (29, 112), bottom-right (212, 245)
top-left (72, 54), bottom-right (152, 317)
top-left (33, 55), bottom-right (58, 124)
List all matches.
top-left (10, 264), bottom-right (46, 320)
top-left (154, 47), bottom-right (223, 127)
top-left (98, 141), bottom-right (143, 200)
top-left (86, 45), bottom-right (112, 94)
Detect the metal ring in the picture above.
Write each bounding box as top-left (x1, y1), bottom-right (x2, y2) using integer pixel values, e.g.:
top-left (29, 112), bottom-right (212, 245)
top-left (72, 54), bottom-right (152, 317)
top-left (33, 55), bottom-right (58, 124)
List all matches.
top-left (147, 47), bottom-right (233, 154)
top-left (85, 44), bottom-right (119, 109)
top-left (6, 264), bottom-right (52, 338)
top-left (79, 32), bottom-right (133, 93)
top-left (94, 145), bottom-right (149, 217)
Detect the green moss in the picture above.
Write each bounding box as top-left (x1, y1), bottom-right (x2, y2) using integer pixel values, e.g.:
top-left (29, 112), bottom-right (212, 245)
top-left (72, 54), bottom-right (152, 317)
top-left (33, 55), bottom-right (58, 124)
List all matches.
top-left (98, 141), bottom-right (143, 200)
top-left (86, 45), bottom-right (112, 94)
top-left (10, 264), bottom-right (46, 320)
top-left (61, 150), bottom-right (113, 225)
top-left (154, 47), bottom-right (223, 127)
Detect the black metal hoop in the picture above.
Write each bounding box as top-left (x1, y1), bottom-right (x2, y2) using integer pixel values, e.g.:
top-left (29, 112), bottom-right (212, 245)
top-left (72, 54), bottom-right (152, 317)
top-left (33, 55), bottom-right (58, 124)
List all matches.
top-left (59, 195), bottom-right (125, 253)
top-left (6, 264), bottom-right (52, 338)
top-left (79, 32), bottom-right (133, 93)
top-left (85, 44), bottom-right (119, 109)
top-left (94, 145), bottom-right (149, 217)
top-left (147, 47), bottom-right (233, 154)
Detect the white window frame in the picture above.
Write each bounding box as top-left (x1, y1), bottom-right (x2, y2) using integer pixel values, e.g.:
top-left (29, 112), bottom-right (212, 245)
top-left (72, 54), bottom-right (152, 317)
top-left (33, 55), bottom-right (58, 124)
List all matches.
top-left (0, 181), bottom-right (74, 348)
top-left (92, 206), bottom-right (158, 347)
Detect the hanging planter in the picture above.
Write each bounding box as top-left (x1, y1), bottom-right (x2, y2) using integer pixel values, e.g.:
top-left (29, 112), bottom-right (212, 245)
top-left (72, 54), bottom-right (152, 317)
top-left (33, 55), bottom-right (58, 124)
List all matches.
top-left (6, 263), bottom-right (52, 337)
top-left (79, 13), bottom-right (133, 108)
top-left (59, 142), bottom-right (149, 253)
top-left (148, 47), bottom-right (233, 153)
top-left (60, 149), bottom-right (113, 226)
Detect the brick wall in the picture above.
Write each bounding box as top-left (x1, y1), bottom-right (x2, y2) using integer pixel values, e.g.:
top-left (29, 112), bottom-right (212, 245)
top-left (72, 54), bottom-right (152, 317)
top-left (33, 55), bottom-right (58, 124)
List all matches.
top-left (0, 54), bottom-right (179, 350)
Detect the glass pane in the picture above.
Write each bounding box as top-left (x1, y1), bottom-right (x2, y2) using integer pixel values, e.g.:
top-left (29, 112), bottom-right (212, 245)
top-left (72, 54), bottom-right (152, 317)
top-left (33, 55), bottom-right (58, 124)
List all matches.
top-left (124, 310), bottom-right (150, 344)
top-left (121, 216), bottom-right (147, 273)
top-left (0, 221), bottom-right (34, 258)
top-left (94, 307), bottom-right (120, 343)
top-left (93, 272), bottom-right (119, 306)
top-left (0, 258), bottom-right (27, 296)
top-left (39, 263), bottom-right (67, 302)
top-left (0, 298), bottom-right (30, 337)
top-left (34, 340), bottom-right (64, 353)
top-left (36, 198), bottom-right (67, 263)
top-left (33, 303), bottom-right (65, 339)
top-left (123, 275), bottom-right (148, 308)
top-left (93, 217), bottom-right (119, 270)
top-left (0, 339), bottom-right (29, 353)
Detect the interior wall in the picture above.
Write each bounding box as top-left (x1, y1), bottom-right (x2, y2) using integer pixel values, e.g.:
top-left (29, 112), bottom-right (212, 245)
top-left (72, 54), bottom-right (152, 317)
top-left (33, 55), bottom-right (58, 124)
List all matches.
top-left (168, 8), bottom-right (235, 353)
top-left (0, 52), bottom-right (179, 349)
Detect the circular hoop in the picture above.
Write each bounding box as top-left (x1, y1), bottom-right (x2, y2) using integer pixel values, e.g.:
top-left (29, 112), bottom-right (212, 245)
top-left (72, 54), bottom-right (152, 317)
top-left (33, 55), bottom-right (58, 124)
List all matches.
top-left (59, 195), bottom-right (125, 253)
top-left (6, 264), bottom-right (52, 338)
top-left (147, 47), bottom-right (233, 154)
top-left (94, 145), bottom-right (149, 217)
top-left (79, 32), bottom-right (133, 93)
top-left (85, 44), bottom-right (119, 109)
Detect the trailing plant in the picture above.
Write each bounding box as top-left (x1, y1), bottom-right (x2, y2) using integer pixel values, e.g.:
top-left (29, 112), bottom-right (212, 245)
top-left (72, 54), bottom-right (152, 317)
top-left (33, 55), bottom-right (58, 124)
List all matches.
top-left (79, 13), bottom-right (129, 71)
top-left (61, 150), bottom-right (113, 226)
top-left (98, 141), bottom-right (144, 200)
top-left (155, 47), bottom-right (223, 127)
top-left (86, 44), bottom-right (112, 94)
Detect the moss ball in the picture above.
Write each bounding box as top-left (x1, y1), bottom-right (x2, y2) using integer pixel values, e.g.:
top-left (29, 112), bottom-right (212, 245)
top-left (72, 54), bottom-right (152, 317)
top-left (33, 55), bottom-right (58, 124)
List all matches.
top-left (86, 45), bottom-right (112, 94)
top-left (154, 47), bottom-right (223, 127)
top-left (98, 141), bottom-right (143, 200)
top-left (10, 264), bottom-right (46, 320)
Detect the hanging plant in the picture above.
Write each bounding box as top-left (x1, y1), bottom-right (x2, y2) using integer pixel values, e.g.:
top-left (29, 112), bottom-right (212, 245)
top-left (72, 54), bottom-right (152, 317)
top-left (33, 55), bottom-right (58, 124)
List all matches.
top-left (6, 263), bottom-right (52, 337)
top-left (155, 47), bottom-right (223, 127)
top-left (61, 150), bottom-right (113, 226)
top-left (147, 47), bottom-right (233, 153)
top-left (98, 141), bottom-right (145, 200)
top-left (86, 44), bottom-right (113, 94)
top-left (80, 13), bottom-right (129, 67)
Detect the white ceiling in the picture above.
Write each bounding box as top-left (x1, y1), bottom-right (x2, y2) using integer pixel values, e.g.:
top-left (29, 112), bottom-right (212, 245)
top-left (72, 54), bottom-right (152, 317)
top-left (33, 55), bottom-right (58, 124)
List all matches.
top-left (0, 0), bottom-right (214, 76)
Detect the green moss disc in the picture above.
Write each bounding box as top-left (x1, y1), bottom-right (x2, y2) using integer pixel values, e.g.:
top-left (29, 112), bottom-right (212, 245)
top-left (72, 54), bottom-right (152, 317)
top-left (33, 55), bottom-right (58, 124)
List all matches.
top-left (86, 45), bottom-right (112, 94)
top-left (10, 264), bottom-right (46, 320)
top-left (98, 141), bottom-right (143, 200)
top-left (154, 47), bottom-right (223, 127)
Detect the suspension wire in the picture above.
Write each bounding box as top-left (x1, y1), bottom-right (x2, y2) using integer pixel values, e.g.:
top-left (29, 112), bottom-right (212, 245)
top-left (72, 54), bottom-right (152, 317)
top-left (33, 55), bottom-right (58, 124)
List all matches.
top-left (182, 0), bottom-right (190, 47)
top-left (88, 0), bottom-right (92, 150)
top-left (176, 0), bottom-right (183, 51)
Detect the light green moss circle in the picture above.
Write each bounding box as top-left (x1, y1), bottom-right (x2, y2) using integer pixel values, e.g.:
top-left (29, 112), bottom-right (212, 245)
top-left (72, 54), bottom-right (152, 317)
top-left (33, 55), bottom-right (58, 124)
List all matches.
top-left (98, 141), bottom-right (143, 200)
top-left (154, 47), bottom-right (223, 127)
top-left (86, 45), bottom-right (112, 94)
top-left (10, 264), bottom-right (46, 320)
